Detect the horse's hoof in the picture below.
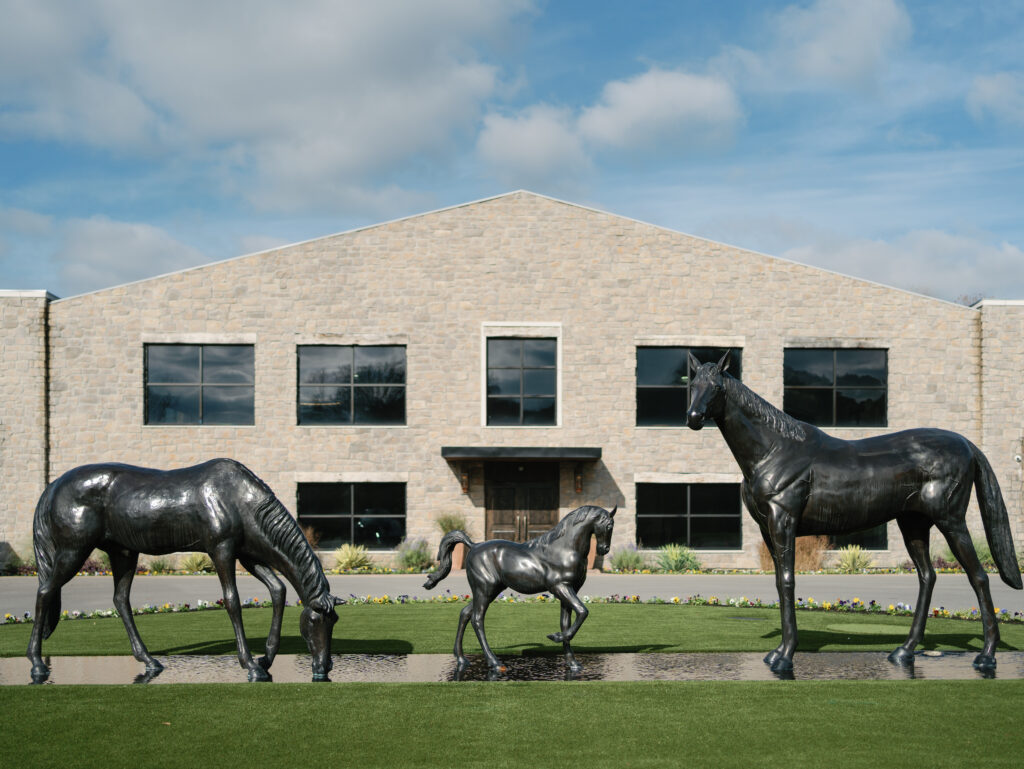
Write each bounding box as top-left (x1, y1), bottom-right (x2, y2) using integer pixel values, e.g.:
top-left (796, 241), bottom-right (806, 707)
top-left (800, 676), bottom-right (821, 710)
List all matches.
top-left (257, 655), bottom-right (272, 671)
top-left (763, 650), bottom-right (780, 666)
top-left (144, 658), bottom-right (164, 673)
top-left (887, 647), bottom-right (914, 666)
top-left (770, 656), bottom-right (793, 673)
top-left (973, 653), bottom-right (997, 671)
top-left (248, 666), bottom-right (272, 682)
top-left (30, 664), bottom-right (50, 683)
top-left (310, 672), bottom-right (331, 683)
top-left (547, 632), bottom-right (565, 643)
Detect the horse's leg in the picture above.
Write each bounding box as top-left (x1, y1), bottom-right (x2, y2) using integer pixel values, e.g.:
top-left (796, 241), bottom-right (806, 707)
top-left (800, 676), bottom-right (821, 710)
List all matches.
top-left (766, 503), bottom-right (799, 672)
top-left (210, 542), bottom-right (269, 681)
top-left (547, 584), bottom-right (588, 671)
top-left (26, 546), bottom-right (91, 681)
top-left (108, 548), bottom-right (163, 672)
top-left (759, 524), bottom-right (787, 666)
top-left (454, 601), bottom-right (473, 670)
top-left (240, 557), bottom-right (286, 671)
top-left (468, 585), bottom-right (504, 672)
top-left (888, 515), bottom-right (935, 665)
top-left (941, 522), bottom-right (1000, 670)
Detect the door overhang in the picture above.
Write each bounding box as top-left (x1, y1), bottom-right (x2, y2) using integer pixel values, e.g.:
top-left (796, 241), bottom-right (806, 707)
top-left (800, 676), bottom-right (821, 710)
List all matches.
top-left (441, 446), bottom-right (602, 494)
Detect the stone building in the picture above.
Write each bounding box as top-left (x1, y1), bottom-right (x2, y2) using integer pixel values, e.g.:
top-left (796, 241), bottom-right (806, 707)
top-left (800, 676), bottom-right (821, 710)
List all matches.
top-left (2, 191), bottom-right (1022, 568)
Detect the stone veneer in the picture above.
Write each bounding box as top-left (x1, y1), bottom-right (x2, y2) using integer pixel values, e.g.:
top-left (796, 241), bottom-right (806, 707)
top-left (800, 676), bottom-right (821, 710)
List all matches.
top-left (1, 192), bottom-right (1018, 569)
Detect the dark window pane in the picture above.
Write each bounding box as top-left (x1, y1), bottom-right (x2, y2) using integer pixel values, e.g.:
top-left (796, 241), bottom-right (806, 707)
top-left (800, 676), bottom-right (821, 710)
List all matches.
top-left (297, 516), bottom-right (351, 550)
top-left (147, 385), bottom-right (199, 424)
top-left (690, 347), bottom-right (743, 380)
top-left (487, 369), bottom-right (521, 395)
top-left (487, 339), bottom-right (521, 367)
top-left (354, 386), bottom-right (405, 424)
top-left (784, 349), bottom-right (834, 386)
top-left (832, 524), bottom-right (888, 550)
top-left (523, 368), bottom-right (556, 396)
top-left (522, 338), bottom-right (556, 367)
top-left (835, 389), bottom-right (886, 427)
top-left (147, 346), bottom-right (200, 383)
top-left (784, 388), bottom-right (833, 425)
top-left (522, 397), bottom-right (556, 425)
top-left (353, 517), bottom-right (405, 549)
top-left (637, 347), bottom-right (688, 387)
top-left (203, 345), bottom-right (254, 384)
top-left (297, 483), bottom-right (351, 517)
top-left (637, 388), bottom-right (687, 426)
top-left (636, 483), bottom-right (686, 515)
top-left (298, 385), bottom-right (351, 424)
top-left (355, 483), bottom-right (406, 515)
top-left (636, 516), bottom-right (686, 549)
top-left (299, 346), bottom-right (351, 384)
top-left (690, 516), bottom-right (742, 549)
top-left (836, 349), bottom-right (886, 387)
top-left (689, 484), bottom-right (741, 516)
top-left (202, 386), bottom-right (255, 425)
top-left (487, 397), bottom-right (520, 425)
top-left (355, 346), bottom-right (406, 384)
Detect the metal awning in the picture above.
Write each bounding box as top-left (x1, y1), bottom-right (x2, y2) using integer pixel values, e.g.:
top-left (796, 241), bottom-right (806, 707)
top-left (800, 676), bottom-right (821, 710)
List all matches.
top-left (440, 446), bottom-right (601, 462)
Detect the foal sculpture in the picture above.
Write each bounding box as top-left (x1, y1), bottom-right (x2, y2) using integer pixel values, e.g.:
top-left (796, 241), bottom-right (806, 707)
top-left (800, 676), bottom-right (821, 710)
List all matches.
top-left (27, 458), bottom-right (343, 682)
top-left (424, 505), bottom-right (615, 673)
top-left (686, 352), bottom-right (1021, 672)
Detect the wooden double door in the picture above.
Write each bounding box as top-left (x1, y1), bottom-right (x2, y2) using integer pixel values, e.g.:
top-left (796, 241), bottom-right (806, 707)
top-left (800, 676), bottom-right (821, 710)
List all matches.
top-left (484, 462), bottom-right (560, 542)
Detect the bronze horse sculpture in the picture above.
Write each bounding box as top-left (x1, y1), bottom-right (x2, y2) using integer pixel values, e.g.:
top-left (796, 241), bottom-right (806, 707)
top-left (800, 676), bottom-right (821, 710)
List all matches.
top-left (686, 352), bottom-right (1021, 672)
top-left (27, 458), bottom-right (343, 682)
top-left (424, 505), bottom-right (615, 674)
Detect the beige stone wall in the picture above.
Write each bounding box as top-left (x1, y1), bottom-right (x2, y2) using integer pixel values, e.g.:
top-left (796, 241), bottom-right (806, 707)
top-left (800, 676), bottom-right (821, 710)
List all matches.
top-left (23, 193), bottom-right (1003, 567)
top-left (0, 291), bottom-right (52, 558)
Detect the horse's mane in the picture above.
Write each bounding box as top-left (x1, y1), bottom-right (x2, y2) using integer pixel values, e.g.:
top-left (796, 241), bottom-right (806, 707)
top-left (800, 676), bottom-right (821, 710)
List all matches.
top-left (533, 505), bottom-right (607, 546)
top-left (723, 375), bottom-right (808, 442)
top-left (251, 493), bottom-right (331, 604)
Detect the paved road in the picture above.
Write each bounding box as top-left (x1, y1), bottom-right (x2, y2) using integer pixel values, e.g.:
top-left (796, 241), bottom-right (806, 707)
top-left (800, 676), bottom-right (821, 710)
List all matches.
top-left (4, 571), bottom-right (1023, 616)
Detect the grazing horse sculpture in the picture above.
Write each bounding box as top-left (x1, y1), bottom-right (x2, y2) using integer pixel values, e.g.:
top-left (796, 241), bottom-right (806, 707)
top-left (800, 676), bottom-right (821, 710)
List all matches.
top-left (27, 458), bottom-right (343, 682)
top-left (424, 505), bottom-right (615, 673)
top-left (686, 352), bottom-right (1022, 672)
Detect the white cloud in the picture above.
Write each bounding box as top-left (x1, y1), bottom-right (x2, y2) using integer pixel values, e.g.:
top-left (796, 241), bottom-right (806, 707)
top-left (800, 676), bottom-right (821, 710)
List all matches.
top-left (476, 105), bottom-right (590, 191)
top-left (967, 72), bottom-right (1024, 126)
top-left (0, 207), bottom-right (55, 236)
top-left (578, 69), bottom-right (741, 149)
top-left (53, 217), bottom-right (208, 295)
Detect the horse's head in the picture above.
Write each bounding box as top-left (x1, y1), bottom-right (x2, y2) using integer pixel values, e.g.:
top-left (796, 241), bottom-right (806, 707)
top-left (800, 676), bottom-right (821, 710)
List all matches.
top-left (593, 506), bottom-right (616, 555)
top-left (686, 350), bottom-right (730, 430)
top-left (300, 594), bottom-right (344, 681)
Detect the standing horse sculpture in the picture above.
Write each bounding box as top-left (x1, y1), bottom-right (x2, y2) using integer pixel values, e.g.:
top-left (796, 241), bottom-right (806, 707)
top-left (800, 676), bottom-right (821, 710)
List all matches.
top-left (686, 351), bottom-right (1022, 672)
top-left (27, 458), bottom-right (343, 682)
top-left (424, 505), bottom-right (615, 674)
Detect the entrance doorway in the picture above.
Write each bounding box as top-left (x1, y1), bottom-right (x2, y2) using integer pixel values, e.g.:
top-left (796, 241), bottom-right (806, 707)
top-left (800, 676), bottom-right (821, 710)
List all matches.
top-left (484, 462), bottom-right (560, 542)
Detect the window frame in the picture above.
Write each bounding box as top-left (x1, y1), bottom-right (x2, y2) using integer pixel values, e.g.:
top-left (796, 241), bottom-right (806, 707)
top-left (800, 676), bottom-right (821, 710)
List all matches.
top-left (783, 347), bottom-right (888, 428)
top-left (144, 343), bottom-right (255, 426)
top-left (635, 346), bottom-right (743, 427)
top-left (635, 482), bottom-right (743, 551)
top-left (296, 344), bottom-right (407, 426)
top-left (296, 481), bottom-right (407, 550)
top-left (485, 336), bottom-right (558, 427)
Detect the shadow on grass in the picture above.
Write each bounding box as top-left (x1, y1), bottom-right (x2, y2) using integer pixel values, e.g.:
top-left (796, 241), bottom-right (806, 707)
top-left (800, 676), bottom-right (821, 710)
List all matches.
top-left (159, 634), bottom-right (414, 656)
top-left (508, 642), bottom-right (678, 655)
top-left (760, 627), bottom-right (1020, 652)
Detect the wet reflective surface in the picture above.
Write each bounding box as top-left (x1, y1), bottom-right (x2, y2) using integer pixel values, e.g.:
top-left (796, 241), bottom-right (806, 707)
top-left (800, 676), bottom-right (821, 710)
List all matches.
top-left (4, 651), bottom-right (1023, 685)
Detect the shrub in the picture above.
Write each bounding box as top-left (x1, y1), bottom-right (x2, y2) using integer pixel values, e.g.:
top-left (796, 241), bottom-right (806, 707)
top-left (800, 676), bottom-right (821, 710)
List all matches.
top-left (147, 557), bottom-right (173, 574)
top-left (937, 536), bottom-right (995, 570)
top-left (435, 513), bottom-right (468, 534)
top-left (655, 543), bottom-right (701, 572)
top-left (396, 538), bottom-right (435, 572)
top-left (334, 543), bottom-right (372, 571)
top-left (180, 552), bottom-right (214, 573)
top-left (836, 544), bottom-right (874, 573)
top-left (758, 535), bottom-right (832, 572)
top-left (607, 544), bottom-right (647, 572)
top-left (300, 524), bottom-right (322, 549)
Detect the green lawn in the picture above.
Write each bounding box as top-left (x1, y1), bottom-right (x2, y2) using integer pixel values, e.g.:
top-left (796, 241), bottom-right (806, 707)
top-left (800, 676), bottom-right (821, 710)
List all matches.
top-left (3, 602), bottom-right (1023, 658)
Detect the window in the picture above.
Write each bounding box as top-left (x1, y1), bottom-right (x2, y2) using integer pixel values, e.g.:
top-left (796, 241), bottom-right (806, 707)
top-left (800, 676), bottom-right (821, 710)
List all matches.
top-left (635, 483), bottom-right (742, 549)
top-left (831, 526), bottom-right (888, 550)
top-left (298, 345), bottom-right (406, 425)
top-left (486, 337), bottom-right (556, 425)
top-left (296, 482), bottom-right (406, 549)
top-left (636, 347), bottom-right (742, 426)
top-left (783, 348), bottom-right (887, 427)
top-left (145, 344), bottom-right (254, 425)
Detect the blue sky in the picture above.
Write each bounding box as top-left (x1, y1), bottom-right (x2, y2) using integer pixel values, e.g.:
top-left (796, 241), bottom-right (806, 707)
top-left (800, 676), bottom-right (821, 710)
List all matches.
top-left (1, 0), bottom-right (1022, 301)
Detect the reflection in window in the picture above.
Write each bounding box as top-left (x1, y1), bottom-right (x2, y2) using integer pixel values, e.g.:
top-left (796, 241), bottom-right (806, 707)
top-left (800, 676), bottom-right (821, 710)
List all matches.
top-left (298, 345), bottom-right (406, 425)
top-left (145, 344), bottom-right (254, 425)
top-left (635, 483), bottom-right (742, 550)
top-left (783, 349), bottom-right (887, 427)
top-left (831, 525), bottom-right (888, 550)
top-left (636, 347), bottom-right (742, 426)
top-left (297, 482), bottom-right (406, 549)
top-left (487, 338), bottom-right (557, 425)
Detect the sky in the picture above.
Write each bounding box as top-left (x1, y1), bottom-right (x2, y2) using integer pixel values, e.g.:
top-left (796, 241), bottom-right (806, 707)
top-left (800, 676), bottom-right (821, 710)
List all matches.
top-left (0, 0), bottom-right (1022, 302)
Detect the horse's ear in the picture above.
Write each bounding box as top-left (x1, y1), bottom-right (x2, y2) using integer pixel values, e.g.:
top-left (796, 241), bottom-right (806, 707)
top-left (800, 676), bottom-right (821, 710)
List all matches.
top-left (609, 506), bottom-right (617, 518)
top-left (687, 351), bottom-right (701, 371)
top-left (717, 350), bottom-right (730, 372)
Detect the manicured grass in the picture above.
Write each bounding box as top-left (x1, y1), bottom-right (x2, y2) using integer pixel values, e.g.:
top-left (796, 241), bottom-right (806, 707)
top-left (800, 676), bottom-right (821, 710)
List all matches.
top-left (2, 680), bottom-right (1023, 769)
top-left (3, 602), bottom-right (1023, 658)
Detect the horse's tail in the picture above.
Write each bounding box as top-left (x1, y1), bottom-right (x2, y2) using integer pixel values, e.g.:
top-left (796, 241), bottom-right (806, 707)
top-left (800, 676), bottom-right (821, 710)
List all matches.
top-left (32, 480), bottom-right (62, 638)
top-left (423, 530), bottom-right (474, 590)
top-left (971, 442), bottom-right (1022, 589)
